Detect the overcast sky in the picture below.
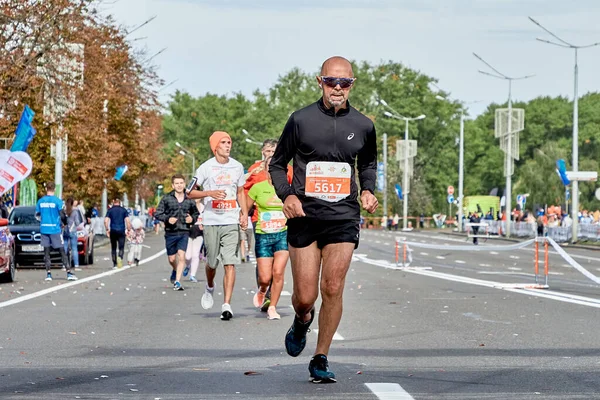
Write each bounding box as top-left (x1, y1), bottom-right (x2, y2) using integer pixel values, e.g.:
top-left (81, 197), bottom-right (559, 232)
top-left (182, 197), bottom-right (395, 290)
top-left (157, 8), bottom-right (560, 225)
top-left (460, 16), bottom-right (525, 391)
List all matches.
top-left (102, 0), bottom-right (600, 117)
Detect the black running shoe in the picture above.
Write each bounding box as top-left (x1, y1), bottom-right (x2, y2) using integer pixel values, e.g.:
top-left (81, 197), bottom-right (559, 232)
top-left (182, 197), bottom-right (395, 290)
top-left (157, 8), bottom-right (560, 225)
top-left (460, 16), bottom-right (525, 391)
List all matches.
top-left (284, 308), bottom-right (315, 357)
top-left (308, 354), bottom-right (336, 383)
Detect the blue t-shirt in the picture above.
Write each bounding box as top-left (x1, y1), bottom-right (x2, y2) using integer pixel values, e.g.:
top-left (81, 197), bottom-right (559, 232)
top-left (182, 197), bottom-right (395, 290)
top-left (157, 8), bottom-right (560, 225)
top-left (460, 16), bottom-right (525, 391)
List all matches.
top-left (35, 195), bottom-right (63, 235)
top-left (106, 205), bottom-right (129, 233)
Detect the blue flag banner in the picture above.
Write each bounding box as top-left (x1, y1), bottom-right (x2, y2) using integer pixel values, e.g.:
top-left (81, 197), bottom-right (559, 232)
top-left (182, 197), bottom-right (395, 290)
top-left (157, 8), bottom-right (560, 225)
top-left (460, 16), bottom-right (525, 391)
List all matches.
top-left (11, 105), bottom-right (36, 152)
top-left (556, 159), bottom-right (570, 186)
top-left (394, 183), bottom-right (403, 200)
top-left (376, 162), bottom-right (384, 192)
top-left (114, 165), bottom-right (128, 181)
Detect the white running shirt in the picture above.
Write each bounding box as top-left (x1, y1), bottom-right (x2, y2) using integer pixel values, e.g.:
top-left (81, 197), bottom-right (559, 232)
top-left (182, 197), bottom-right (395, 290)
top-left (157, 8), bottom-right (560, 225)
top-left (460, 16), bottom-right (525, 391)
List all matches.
top-left (194, 157), bottom-right (246, 226)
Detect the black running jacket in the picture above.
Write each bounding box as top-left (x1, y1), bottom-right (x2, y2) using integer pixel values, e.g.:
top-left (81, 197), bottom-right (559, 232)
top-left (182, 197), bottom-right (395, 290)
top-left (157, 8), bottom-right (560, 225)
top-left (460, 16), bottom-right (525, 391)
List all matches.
top-left (270, 98), bottom-right (377, 220)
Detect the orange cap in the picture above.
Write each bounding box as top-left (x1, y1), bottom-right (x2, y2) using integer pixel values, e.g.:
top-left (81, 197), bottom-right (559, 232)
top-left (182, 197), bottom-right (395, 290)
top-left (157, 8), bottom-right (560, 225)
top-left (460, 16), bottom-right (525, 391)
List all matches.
top-left (209, 131), bottom-right (231, 154)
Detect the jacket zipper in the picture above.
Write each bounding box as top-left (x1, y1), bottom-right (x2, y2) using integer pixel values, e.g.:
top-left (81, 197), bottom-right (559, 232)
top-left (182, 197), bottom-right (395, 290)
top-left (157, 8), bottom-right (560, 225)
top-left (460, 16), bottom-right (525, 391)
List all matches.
top-left (333, 113), bottom-right (337, 155)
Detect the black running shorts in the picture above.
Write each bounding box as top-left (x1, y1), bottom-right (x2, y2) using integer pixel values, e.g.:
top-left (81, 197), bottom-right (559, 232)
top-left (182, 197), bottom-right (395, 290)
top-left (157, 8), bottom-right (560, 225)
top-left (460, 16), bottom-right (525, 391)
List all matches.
top-left (286, 218), bottom-right (360, 249)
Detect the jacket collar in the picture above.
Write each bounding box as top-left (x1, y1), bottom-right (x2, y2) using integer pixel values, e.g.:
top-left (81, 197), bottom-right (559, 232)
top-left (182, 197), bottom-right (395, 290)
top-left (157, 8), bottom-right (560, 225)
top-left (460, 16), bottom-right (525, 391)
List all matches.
top-left (318, 97), bottom-right (351, 117)
top-left (168, 190), bottom-right (188, 199)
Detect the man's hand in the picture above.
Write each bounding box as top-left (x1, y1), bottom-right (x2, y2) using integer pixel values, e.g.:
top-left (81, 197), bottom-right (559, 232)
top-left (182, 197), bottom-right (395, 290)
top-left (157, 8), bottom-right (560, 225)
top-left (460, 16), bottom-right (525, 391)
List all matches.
top-left (360, 191), bottom-right (378, 214)
top-left (283, 195), bottom-right (305, 219)
top-left (185, 214), bottom-right (193, 224)
top-left (105, 229), bottom-right (110, 238)
top-left (168, 217), bottom-right (177, 225)
top-left (211, 190), bottom-right (226, 200)
top-left (239, 213), bottom-right (248, 230)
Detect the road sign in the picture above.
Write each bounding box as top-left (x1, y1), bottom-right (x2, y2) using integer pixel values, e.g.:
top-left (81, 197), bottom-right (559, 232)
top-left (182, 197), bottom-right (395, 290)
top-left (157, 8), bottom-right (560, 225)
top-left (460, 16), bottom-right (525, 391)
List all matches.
top-left (447, 195), bottom-right (454, 204)
top-left (566, 171), bottom-right (598, 181)
top-left (447, 186), bottom-right (454, 195)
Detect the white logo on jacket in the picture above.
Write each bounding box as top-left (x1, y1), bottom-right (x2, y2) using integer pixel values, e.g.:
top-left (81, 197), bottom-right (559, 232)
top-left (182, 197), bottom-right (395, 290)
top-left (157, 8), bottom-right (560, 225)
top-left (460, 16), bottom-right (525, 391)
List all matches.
top-left (347, 133), bottom-right (355, 140)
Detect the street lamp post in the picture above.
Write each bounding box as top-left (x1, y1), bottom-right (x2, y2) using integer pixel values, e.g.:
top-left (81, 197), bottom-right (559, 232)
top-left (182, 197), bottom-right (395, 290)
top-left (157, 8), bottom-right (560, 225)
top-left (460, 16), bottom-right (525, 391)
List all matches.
top-left (473, 53), bottom-right (534, 237)
top-left (529, 17), bottom-right (600, 243)
top-left (435, 95), bottom-right (481, 232)
top-left (242, 129), bottom-right (264, 151)
top-left (175, 142), bottom-right (195, 176)
top-left (380, 99), bottom-right (425, 231)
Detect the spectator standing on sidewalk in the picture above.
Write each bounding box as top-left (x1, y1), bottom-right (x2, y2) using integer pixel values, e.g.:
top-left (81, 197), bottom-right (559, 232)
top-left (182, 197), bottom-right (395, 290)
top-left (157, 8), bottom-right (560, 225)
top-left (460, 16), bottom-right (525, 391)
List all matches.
top-left (36, 182), bottom-right (77, 282)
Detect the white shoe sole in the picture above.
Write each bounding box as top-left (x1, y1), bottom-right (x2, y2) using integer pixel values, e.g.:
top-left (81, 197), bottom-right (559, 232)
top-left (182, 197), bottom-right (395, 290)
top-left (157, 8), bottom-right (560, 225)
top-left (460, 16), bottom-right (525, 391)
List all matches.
top-left (201, 293), bottom-right (214, 310)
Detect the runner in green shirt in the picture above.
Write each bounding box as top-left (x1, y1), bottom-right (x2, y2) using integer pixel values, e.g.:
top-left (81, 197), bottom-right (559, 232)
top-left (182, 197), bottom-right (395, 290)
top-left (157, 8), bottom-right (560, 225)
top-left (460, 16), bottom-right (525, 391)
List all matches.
top-left (246, 156), bottom-right (289, 320)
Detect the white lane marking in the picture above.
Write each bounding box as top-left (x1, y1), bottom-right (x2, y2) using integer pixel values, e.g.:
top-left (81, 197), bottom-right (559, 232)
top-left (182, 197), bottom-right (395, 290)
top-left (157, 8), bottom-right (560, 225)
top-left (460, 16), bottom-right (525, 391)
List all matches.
top-left (312, 329), bottom-right (344, 340)
top-left (490, 251), bottom-right (499, 255)
top-left (436, 256), bottom-right (445, 260)
top-left (366, 382), bottom-right (415, 400)
top-left (0, 249), bottom-right (167, 309)
top-left (508, 267), bottom-right (522, 271)
top-left (375, 240), bottom-right (382, 244)
top-left (353, 255), bottom-right (600, 309)
top-left (280, 290), bottom-right (292, 296)
top-left (510, 255), bottom-right (520, 259)
top-left (479, 263), bottom-right (492, 267)
top-left (384, 242), bottom-right (391, 246)
top-left (420, 252), bottom-right (429, 256)
top-left (455, 260), bottom-right (466, 264)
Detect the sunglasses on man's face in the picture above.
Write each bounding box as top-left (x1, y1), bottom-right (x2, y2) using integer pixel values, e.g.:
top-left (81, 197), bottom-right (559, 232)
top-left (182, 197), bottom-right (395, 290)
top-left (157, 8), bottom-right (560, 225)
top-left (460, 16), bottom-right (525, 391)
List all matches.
top-left (320, 76), bottom-right (356, 89)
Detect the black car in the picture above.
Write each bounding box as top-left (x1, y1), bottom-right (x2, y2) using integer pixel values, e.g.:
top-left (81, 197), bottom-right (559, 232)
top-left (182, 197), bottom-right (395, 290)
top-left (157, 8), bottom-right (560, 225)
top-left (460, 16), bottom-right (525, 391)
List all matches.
top-left (9, 206), bottom-right (94, 268)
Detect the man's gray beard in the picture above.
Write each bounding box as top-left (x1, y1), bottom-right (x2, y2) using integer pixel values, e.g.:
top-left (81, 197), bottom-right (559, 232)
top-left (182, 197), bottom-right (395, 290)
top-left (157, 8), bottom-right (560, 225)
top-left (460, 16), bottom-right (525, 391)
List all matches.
top-left (328, 96), bottom-right (345, 107)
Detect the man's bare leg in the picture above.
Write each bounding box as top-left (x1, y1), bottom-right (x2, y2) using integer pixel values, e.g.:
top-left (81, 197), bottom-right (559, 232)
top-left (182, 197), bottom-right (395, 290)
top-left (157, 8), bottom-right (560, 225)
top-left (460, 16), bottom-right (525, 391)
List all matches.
top-left (175, 249), bottom-right (186, 282)
top-left (205, 264), bottom-right (216, 288)
top-left (168, 254), bottom-right (177, 271)
top-left (223, 264), bottom-right (236, 304)
top-left (289, 243), bottom-right (321, 322)
top-left (315, 243), bottom-right (354, 356)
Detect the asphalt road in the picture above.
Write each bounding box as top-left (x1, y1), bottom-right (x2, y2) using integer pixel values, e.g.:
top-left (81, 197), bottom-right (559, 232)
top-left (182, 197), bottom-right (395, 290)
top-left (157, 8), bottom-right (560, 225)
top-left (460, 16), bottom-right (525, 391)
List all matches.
top-left (1, 229), bottom-right (600, 399)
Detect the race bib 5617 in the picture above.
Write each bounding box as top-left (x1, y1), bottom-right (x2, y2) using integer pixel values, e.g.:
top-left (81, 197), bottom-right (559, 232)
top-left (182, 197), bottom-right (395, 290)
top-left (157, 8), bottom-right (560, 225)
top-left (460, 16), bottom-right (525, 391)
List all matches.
top-left (305, 161), bottom-right (351, 203)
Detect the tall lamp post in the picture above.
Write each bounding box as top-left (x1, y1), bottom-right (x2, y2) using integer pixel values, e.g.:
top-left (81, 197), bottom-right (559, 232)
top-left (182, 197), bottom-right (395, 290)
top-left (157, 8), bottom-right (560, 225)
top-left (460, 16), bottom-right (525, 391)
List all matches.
top-left (473, 52), bottom-right (534, 237)
top-left (435, 95), bottom-right (481, 232)
top-left (175, 142), bottom-right (195, 176)
top-left (380, 99), bottom-right (425, 230)
top-left (529, 17), bottom-right (600, 243)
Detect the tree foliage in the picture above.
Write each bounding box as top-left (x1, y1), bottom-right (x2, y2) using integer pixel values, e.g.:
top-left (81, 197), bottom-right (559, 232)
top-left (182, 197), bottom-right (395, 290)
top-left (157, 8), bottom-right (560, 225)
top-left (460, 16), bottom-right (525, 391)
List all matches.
top-left (163, 60), bottom-right (600, 216)
top-left (0, 0), bottom-right (167, 202)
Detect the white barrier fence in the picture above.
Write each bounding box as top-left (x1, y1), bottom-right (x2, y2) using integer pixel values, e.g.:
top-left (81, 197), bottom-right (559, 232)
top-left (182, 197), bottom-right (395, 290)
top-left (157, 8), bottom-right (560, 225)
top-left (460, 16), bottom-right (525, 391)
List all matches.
top-left (395, 235), bottom-right (600, 288)
top-left (470, 220), bottom-right (600, 242)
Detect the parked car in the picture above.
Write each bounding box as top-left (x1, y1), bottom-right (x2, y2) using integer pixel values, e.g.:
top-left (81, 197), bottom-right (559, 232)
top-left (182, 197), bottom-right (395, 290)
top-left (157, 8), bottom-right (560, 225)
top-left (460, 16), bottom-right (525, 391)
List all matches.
top-left (0, 218), bottom-right (16, 283)
top-left (8, 206), bottom-right (95, 268)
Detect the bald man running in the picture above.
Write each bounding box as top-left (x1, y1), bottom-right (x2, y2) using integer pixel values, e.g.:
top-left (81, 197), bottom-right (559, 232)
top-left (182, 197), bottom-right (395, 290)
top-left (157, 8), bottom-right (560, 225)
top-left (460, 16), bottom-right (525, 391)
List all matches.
top-left (270, 56), bottom-right (378, 383)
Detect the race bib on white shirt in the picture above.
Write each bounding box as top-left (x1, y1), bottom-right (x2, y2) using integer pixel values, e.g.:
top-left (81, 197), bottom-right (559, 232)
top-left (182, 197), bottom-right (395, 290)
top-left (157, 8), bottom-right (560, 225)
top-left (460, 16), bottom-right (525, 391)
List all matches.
top-left (195, 157), bottom-right (245, 225)
top-left (305, 161), bottom-right (351, 203)
top-left (211, 186), bottom-right (237, 214)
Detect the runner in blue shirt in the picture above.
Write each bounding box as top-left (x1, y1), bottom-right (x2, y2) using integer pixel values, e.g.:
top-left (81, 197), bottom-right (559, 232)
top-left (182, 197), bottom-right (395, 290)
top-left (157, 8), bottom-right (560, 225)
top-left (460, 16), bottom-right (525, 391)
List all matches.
top-left (35, 182), bottom-right (77, 282)
top-left (104, 198), bottom-right (131, 269)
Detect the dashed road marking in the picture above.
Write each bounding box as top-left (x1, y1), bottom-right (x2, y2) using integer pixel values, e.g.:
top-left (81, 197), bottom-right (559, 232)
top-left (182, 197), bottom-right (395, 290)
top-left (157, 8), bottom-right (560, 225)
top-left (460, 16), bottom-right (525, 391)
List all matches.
top-left (366, 382), bottom-right (415, 399)
top-left (455, 260), bottom-right (466, 264)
